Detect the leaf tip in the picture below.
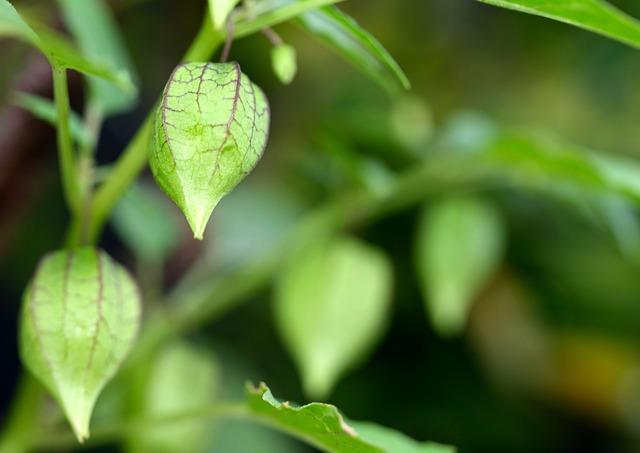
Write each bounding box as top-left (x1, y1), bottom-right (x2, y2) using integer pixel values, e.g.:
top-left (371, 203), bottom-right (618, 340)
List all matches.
top-left (63, 395), bottom-right (93, 444)
top-left (185, 205), bottom-right (212, 240)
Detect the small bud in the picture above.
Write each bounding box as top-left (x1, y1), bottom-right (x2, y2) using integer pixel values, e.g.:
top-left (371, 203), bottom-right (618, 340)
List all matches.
top-left (271, 44), bottom-right (297, 85)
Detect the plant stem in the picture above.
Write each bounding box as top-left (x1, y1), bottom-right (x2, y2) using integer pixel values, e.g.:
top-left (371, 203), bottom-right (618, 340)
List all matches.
top-left (52, 67), bottom-right (82, 228)
top-left (87, 17), bottom-right (224, 243)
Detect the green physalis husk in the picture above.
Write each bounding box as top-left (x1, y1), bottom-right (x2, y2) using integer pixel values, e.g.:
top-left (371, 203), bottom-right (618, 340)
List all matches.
top-left (150, 62), bottom-right (270, 239)
top-left (20, 247), bottom-right (141, 442)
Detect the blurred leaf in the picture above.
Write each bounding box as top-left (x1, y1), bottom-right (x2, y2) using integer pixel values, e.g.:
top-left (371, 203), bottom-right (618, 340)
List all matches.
top-left (127, 341), bottom-right (219, 453)
top-left (350, 422), bottom-right (456, 453)
top-left (0, 0), bottom-right (38, 42)
top-left (58, 0), bottom-right (138, 116)
top-left (234, 0), bottom-right (344, 37)
top-left (20, 248), bottom-right (141, 442)
top-left (481, 133), bottom-right (640, 201)
top-left (476, 0), bottom-right (640, 50)
top-left (415, 197), bottom-right (504, 337)
top-left (298, 6), bottom-right (410, 92)
top-left (271, 43), bottom-right (298, 84)
top-left (247, 383), bottom-right (454, 453)
top-left (596, 195), bottom-right (640, 260)
top-left (209, 0), bottom-right (240, 30)
top-left (275, 236), bottom-right (392, 398)
top-left (0, 0), bottom-right (133, 89)
top-left (111, 182), bottom-right (181, 262)
top-left (13, 92), bottom-right (90, 146)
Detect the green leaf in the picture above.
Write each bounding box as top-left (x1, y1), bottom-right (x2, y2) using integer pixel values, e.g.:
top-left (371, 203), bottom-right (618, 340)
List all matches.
top-left (297, 6), bottom-right (410, 92)
top-left (57, 0), bottom-right (138, 116)
top-left (111, 182), bottom-right (181, 262)
top-left (271, 44), bottom-right (298, 85)
top-left (150, 62), bottom-right (270, 240)
top-left (350, 422), bottom-right (456, 453)
top-left (0, 0), bottom-right (133, 89)
top-left (0, 0), bottom-right (39, 43)
top-left (275, 236), bottom-right (392, 398)
top-left (475, 0), bottom-right (640, 50)
top-left (127, 341), bottom-right (219, 453)
top-left (13, 92), bottom-right (91, 146)
top-left (209, 0), bottom-right (241, 30)
top-left (247, 383), bottom-right (455, 453)
top-left (415, 197), bottom-right (504, 337)
top-left (19, 247), bottom-right (141, 442)
top-left (481, 132), bottom-right (640, 200)
top-left (234, 0), bottom-right (344, 38)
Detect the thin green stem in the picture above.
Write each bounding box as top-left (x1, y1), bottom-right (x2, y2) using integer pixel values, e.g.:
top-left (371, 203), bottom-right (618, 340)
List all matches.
top-left (87, 17), bottom-right (224, 243)
top-left (52, 67), bottom-right (82, 225)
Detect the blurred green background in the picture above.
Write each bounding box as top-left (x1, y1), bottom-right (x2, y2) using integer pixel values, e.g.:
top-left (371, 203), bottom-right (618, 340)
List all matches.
top-left (3, 0), bottom-right (640, 451)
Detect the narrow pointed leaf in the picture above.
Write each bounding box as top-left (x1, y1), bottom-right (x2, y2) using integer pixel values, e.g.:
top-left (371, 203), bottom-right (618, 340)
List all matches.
top-left (0, 0), bottom-right (133, 90)
top-left (275, 237), bottom-right (392, 398)
top-left (20, 248), bottom-right (141, 442)
top-left (0, 0), bottom-right (38, 43)
top-left (297, 6), bottom-right (410, 92)
top-left (415, 197), bottom-right (504, 337)
top-left (247, 383), bottom-right (455, 453)
top-left (233, 0), bottom-right (344, 37)
top-left (475, 0), bottom-right (640, 50)
top-left (57, 0), bottom-right (138, 116)
top-left (150, 62), bottom-right (270, 239)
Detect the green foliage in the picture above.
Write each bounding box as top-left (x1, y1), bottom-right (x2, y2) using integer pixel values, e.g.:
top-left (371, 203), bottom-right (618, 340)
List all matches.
top-left (475, 0), bottom-right (640, 49)
top-left (275, 237), bottom-right (392, 398)
top-left (271, 44), bottom-right (298, 85)
top-left (19, 248), bottom-right (140, 442)
top-left (247, 383), bottom-right (454, 453)
top-left (478, 132), bottom-right (640, 201)
top-left (0, 0), bottom-right (133, 89)
top-left (150, 62), bottom-right (269, 239)
top-left (298, 6), bottom-right (410, 92)
top-left (415, 197), bottom-right (505, 336)
top-left (57, 0), bottom-right (138, 116)
top-left (349, 423), bottom-right (456, 453)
